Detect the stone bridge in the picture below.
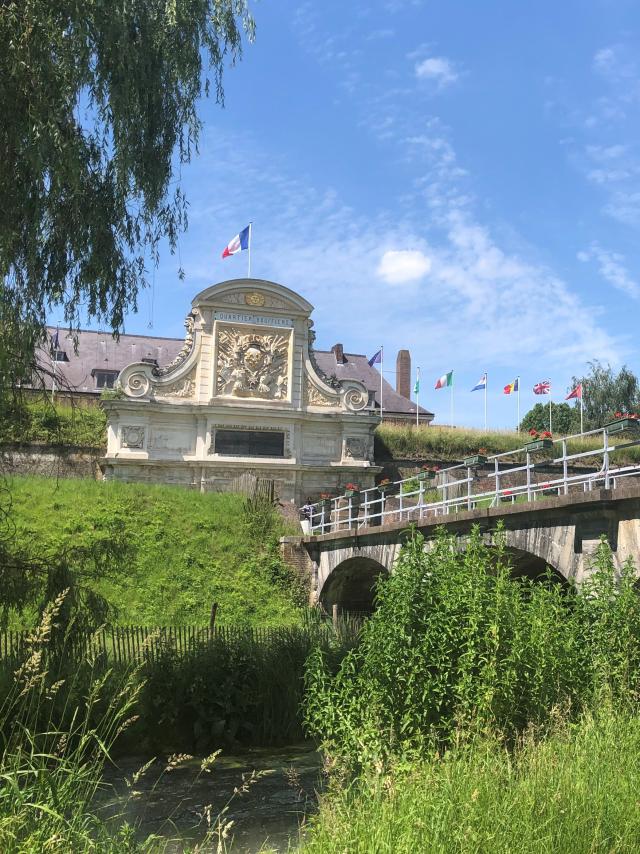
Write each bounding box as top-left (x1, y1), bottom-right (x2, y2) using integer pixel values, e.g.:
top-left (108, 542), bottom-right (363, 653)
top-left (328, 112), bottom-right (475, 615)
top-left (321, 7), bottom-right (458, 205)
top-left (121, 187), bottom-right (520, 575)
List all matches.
top-left (282, 485), bottom-right (640, 612)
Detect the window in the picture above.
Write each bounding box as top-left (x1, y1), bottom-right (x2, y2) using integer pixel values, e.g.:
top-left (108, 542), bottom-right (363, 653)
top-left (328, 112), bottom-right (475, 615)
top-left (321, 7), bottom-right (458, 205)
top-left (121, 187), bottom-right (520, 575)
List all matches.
top-left (93, 369), bottom-right (119, 389)
top-left (214, 429), bottom-right (285, 457)
top-left (52, 350), bottom-right (68, 362)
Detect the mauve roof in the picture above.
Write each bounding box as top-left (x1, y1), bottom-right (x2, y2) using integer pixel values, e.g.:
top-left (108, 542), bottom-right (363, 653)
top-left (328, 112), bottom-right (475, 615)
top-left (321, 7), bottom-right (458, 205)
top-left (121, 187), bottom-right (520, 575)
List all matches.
top-left (41, 328), bottom-right (434, 417)
top-left (43, 327), bottom-right (183, 393)
top-left (313, 350), bottom-right (433, 418)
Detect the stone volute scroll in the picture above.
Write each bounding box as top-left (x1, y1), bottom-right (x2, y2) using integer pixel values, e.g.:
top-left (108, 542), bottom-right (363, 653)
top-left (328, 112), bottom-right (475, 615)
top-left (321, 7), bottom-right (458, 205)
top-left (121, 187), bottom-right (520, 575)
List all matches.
top-left (117, 310), bottom-right (202, 401)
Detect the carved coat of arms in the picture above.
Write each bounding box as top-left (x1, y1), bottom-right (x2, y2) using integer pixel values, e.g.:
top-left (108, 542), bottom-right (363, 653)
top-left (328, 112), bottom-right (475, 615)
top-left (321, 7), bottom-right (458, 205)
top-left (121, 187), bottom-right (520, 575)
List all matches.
top-left (216, 327), bottom-right (289, 399)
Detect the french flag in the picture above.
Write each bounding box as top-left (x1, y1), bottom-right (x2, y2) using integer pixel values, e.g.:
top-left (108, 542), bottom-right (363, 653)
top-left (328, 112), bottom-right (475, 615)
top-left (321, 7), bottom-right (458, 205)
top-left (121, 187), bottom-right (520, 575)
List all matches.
top-left (222, 225), bottom-right (250, 258)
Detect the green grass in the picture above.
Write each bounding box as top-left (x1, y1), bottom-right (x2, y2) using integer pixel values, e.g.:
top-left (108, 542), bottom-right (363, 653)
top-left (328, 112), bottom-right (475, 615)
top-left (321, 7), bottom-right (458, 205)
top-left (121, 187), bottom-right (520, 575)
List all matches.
top-left (376, 422), bottom-right (640, 465)
top-left (0, 401), bottom-right (107, 449)
top-left (6, 476), bottom-right (304, 627)
top-left (301, 706), bottom-right (640, 854)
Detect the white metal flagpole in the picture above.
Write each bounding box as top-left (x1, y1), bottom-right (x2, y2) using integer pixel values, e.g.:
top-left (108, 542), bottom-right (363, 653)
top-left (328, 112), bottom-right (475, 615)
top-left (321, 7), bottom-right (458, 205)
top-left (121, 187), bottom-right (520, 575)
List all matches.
top-left (484, 372), bottom-right (487, 431)
top-left (517, 377), bottom-right (520, 432)
top-left (415, 366), bottom-right (420, 428)
top-left (450, 371), bottom-right (454, 427)
top-left (380, 346), bottom-right (384, 420)
top-left (247, 222), bottom-right (253, 278)
top-left (549, 382), bottom-right (552, 434)
top-left (580, 388), bottom-right (584, 435)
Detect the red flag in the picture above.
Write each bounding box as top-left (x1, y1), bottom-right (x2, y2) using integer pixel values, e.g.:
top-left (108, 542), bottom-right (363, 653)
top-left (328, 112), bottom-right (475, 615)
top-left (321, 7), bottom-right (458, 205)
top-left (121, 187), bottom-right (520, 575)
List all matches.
top-left (565, 383), bottom-right (582, 400)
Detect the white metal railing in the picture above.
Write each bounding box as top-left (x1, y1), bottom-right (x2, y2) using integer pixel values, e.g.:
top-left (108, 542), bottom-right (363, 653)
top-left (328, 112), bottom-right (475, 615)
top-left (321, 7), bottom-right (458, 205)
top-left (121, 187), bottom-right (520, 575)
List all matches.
top-left (303, 424), bottom-right (640, 535)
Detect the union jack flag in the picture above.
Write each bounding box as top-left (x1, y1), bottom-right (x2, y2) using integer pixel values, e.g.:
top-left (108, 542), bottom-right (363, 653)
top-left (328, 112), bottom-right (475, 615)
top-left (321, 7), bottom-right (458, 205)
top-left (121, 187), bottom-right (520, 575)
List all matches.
top-left (533, 380), bottom-right (551, 395)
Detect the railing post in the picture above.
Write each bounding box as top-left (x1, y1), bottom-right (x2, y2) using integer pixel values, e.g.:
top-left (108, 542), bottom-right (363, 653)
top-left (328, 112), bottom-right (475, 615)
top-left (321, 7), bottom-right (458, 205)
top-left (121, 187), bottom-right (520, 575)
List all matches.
top-left (380, 491), bottom-right (386, 524)
top-left (348, 495), bottom-right (354, 530)
top-left (399, 485), bottom-right (404, 519)
top-left (467, 466), bottom-right (472, 510)
top-left (442, 471), bottom-right (448, 515)
top-left (603, 428), bottom-right (610, 490)
top-left (363, 491), bottom-right (369, 527)
top-left (419, 479), bottom-right (425, 520)
top-left (526, 451), bottom-right (532, 501)
top-left (494, 458), bottom-right (500, 504)
top-left (562, 439), bottom-right (568, 495)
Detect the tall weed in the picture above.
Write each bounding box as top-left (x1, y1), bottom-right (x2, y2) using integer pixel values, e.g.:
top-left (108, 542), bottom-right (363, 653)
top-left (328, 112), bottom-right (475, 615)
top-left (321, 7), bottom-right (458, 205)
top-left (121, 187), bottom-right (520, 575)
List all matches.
top-left (304, 526), bottom-right (640, 766)
top-left (0, 592), bottom-right (144, 851)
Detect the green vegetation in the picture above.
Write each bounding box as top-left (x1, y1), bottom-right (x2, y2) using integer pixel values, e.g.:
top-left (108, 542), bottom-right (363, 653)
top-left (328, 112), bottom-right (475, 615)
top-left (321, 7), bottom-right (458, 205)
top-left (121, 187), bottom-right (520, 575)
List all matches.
top-left (519, 400), bottom-right (578, 434)
top-left (301, 707), bottom-right (640, 854)
top-left (376, 422), bottom-right (640, 464)
top-left (0, 401), bottom-right (107, 449)
top-left (305, 529), bottom-right (640, 764)
top-left (0, 594), bottom-right (146, 852)
top-left (2, 0), bottom-right (252, 343)
top-left (6, 476), bottom-right (304, 627)
top-left (135, 621), bottom-right (358, 752)
top-left (301, 528), bottom-right (640, 852)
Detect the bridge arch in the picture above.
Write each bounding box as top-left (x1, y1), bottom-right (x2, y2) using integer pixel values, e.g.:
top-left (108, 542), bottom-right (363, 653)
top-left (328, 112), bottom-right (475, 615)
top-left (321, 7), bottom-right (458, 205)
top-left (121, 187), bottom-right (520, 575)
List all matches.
top-left (319, 556), bottom-right (388, 614)
top-left (502, 526), bottom-right (576, 583)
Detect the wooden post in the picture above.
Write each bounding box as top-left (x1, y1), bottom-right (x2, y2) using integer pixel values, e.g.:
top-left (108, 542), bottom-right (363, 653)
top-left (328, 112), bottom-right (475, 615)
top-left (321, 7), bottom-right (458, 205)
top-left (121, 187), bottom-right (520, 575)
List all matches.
top-left (209, 602), bottom-right (218, 631)
top-left (332, 603), bottom-right (339, 630)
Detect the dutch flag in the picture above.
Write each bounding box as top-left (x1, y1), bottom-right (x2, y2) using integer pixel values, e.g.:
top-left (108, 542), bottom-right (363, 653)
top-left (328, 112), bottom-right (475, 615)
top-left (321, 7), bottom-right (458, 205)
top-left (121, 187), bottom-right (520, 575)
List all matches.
top-left (221, 225), bottom-right (251, 258)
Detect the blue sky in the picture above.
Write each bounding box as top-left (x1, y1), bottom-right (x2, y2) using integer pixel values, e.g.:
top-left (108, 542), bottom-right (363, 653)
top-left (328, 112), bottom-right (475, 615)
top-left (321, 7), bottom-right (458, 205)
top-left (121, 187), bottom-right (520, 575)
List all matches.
top-left (98, 0), bottom-right (640, 428)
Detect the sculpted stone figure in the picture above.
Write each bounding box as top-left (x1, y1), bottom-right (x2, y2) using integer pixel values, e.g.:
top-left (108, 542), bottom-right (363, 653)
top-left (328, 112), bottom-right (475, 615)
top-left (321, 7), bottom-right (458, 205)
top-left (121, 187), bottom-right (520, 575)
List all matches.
top-left (217, 327), bottom-right (289, 399)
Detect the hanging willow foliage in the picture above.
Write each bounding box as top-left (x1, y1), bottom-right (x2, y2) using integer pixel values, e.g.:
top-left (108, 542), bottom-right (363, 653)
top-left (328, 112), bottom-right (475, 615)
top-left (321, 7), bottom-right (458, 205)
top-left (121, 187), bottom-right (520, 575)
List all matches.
top-left (0, 0), bottom-right (254, 339)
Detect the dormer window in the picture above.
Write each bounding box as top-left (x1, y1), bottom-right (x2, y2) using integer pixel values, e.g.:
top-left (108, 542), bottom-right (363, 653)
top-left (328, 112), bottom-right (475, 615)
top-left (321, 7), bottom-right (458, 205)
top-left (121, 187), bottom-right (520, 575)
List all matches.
top-left (92, 369), bottom-right (119, 389)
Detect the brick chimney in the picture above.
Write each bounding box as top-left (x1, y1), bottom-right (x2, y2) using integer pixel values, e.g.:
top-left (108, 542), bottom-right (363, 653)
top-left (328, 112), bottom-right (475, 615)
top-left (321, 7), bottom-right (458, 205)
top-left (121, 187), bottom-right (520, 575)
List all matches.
top-left (332, 343), bottom-right (346, 364)
top-left (396, 350), bottom-right (411, 399)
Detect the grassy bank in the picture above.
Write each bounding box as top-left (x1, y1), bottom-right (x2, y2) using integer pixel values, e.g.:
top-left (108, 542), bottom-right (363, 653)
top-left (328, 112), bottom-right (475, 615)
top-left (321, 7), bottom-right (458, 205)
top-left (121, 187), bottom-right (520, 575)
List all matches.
top-left (301, 707), bottom-right (640, 853)
top-left (376, 422), bottom-right (640, 464)
top-left (0, 401), bottom-right (107, 448)
top-left (6, 476), bottom-right (304, 627)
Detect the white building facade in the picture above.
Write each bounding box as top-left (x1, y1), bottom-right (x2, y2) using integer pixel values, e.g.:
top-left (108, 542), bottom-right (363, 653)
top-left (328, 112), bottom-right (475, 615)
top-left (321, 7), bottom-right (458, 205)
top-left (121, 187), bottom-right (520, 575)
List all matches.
top-left (102, 279), bottom-right (381, 502)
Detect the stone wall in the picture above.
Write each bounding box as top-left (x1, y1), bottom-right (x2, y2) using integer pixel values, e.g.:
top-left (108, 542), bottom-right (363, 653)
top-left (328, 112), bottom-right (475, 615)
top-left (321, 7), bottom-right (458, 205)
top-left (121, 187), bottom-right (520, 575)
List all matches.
top-left (0, 444), bottom-right (102, 480)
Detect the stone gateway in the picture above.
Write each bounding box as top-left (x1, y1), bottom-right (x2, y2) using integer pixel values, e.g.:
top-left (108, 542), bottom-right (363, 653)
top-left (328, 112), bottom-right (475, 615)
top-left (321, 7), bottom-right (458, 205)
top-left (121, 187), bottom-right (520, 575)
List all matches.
top-left (102, 279), bottom-right (382, 502)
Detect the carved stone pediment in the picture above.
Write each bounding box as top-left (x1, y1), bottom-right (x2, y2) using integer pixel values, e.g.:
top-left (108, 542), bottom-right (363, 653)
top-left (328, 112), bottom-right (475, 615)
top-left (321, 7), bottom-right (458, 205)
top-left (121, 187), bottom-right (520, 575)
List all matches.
top-left (217, 290), bottom-right (291, 311)
top-left (216, 326), bottom-right (290, 400)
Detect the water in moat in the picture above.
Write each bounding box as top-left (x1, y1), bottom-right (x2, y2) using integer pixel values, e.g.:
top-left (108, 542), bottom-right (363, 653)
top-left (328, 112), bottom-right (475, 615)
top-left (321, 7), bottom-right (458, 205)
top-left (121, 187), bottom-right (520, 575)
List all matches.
top-left (98, 745), bottom-right (323, 852)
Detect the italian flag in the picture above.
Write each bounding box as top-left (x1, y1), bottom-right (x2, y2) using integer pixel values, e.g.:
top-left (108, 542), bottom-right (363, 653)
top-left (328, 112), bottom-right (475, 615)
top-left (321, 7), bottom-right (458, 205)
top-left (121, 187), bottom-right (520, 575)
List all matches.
top-left (435, 370), bottom-right (453, 390)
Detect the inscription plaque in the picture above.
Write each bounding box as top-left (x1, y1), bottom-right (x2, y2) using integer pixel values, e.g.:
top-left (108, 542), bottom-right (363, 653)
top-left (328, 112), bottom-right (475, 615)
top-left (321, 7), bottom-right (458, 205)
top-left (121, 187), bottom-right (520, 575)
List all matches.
top-left (215, 429), bottom-right (285, 458)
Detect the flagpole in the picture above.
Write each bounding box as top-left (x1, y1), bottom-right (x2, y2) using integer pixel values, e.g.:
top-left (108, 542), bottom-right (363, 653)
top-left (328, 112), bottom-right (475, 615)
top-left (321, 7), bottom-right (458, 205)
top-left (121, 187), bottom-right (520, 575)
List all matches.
top-left (580, 389), bottom-right (584, 435)
top-left (517, 377), bottom-right (520, 432)
top-left (416, 366), bottom-right (420, 428)
top-left (451, 371), bottom-right (454, 427)
top-left (549, 382), bottom-right (552, 434)
top-left (247, 222), bottom-right (253, 278)
top-left (380, 346), bottom-right (384, 420)
top-left (484, 372), bottom-right (487, 431)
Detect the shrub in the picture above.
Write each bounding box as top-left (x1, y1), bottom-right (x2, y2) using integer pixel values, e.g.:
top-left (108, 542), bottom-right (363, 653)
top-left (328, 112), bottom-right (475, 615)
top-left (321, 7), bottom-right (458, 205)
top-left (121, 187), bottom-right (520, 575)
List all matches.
top-left (304, 526), bottom-right (640, 767)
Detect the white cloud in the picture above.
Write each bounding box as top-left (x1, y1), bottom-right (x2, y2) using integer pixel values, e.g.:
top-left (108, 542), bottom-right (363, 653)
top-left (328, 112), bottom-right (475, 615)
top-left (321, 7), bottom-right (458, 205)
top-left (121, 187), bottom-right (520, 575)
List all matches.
top-left (578, 243), bottom-right (640, 300)
top-left (377, 249), bottom-right (432, 283)
top-left (415, 56), bottom-right (459, 88)
top-left (593, 45), bottom-right (637, 83)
